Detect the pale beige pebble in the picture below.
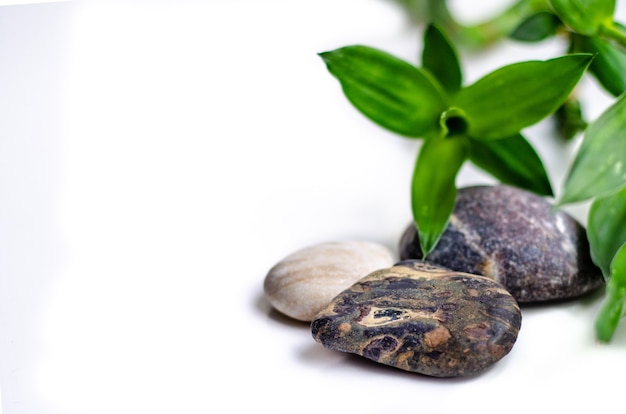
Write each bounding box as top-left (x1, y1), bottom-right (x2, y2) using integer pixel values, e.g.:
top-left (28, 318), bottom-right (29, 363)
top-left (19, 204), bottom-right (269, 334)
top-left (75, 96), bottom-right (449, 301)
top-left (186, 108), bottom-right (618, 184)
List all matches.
top-left (264, 241), bottom-right (396, 321)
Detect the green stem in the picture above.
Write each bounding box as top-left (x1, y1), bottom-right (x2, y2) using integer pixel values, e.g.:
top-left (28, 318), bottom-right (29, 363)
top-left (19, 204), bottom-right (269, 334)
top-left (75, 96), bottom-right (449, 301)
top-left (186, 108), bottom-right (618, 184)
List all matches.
top-left (392, 0), bottom-right (548, 50)
top-left (599, 21), bottom-right (626, 50)
top-left (432, 0), bottom-right (549, 50)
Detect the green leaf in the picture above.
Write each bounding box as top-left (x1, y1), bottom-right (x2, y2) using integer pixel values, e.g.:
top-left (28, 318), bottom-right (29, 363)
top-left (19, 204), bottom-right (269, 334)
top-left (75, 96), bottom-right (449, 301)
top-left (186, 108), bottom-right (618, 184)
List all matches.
top-left (469, 133), bottom-right (553, 196)
top-left (549, 0), bottom-right (615, 36)
top-left (422, 24), bottom-right (462, 95)
top-left (595, 241), bottom-right (626, 343)
top-left (411, 135), bottom-right (469, 257)
top-left (319, 45), bottom-right (447, 138)
top-left (588, 186), bottom-right (626, 278)
top-left (586, 35), bottom-right (626, 97)
top-left (510, 11), bottom-right (562, 42)
top-left (453, 54), bottom-right (593, 140)
top-left (559, 93), bottom-right (626, 205)
top-left (554, 95), bottom-right (588, 140)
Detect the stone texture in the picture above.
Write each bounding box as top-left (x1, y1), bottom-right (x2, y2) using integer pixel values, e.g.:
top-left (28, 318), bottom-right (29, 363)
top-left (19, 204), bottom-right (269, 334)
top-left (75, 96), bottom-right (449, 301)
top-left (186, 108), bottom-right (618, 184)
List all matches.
top-left (264, 240), bottom-right (395, 321)
top-left (399, 185), bottom-right (603, 302)
top-left (311, 260), bottom-right (521, 377)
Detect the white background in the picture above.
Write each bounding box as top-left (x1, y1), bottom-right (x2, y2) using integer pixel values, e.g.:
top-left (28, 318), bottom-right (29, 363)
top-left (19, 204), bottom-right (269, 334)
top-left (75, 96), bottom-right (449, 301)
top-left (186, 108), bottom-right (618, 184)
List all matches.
top-left (1, 1), bottom-right (625, 413)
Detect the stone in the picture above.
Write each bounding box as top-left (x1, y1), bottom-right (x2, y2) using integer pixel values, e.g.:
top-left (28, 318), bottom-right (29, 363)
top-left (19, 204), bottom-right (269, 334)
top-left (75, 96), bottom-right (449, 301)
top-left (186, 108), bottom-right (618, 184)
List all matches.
top-left (311, 260), bottom-right (521, 377)
top-left (264, 240), bottom-right (396, 322)
top-left (399, 185), bottom-right (603, 302)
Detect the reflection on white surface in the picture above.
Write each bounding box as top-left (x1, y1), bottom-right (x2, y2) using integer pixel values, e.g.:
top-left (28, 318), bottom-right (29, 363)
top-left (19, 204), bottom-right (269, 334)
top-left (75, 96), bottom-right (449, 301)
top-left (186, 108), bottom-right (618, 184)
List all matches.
top-left (1, 1), bottom-right (626, 413)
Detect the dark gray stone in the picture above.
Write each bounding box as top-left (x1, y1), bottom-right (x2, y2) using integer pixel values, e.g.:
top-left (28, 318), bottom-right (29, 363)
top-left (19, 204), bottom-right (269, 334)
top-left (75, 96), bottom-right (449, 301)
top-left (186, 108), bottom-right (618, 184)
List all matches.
top-left (311, 260), bottom-right (521, 378)
top-left (399, 185), bottom-right (603, 302)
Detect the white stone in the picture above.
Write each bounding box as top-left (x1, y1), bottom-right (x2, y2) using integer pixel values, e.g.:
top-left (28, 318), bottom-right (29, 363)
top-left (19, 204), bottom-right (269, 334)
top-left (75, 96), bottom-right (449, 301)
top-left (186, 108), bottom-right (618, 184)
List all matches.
top-left (264, 241), bottom-right (396, 321)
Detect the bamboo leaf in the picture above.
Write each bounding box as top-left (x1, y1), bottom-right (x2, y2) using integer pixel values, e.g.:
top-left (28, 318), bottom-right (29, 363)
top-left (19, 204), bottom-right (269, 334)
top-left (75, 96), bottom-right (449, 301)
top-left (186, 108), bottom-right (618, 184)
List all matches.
top-left (555, 95), bottom-right (588, 140)
top-left (453, 54), bottom-right (593, 140)
top-left (422, 24), bottom-right (462, 95)
top-left (595, 241), bottom-right (626, 343)
top-left (411, 135), bottom-right (469, 257)
top-left (319, 45), bottom-right (447, 138)
top-left (588, 186), bottom-right (626, 278)
top-left (586, 35), bottom-right (626, 97)
top-left (510, 11), bottom-right (562, 42)
top-left (559, 93), bottom-right (626, 205)
top-left (469, 133), bottom-right (553, 196)
top-left (549, 0), bottom-right (615, 36)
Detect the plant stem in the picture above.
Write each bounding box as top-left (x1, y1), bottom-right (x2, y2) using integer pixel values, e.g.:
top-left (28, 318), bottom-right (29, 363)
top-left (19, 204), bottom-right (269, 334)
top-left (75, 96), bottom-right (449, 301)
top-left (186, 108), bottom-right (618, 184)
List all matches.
top-left (428, 0), bottom-right (549, 50)
top-left (599, 21), bottom-right (626, 50)
top-left (390, 0), bottom-right (549, 50)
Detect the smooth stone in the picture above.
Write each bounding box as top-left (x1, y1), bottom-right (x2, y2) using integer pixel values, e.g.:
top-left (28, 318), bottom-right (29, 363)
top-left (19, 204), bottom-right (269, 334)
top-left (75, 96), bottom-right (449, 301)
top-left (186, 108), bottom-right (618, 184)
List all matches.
top-left (264, 241), bottom-right (396, 322)
top-left (399, 185), bottom-right (604, 302)
top-left (311, 260), bottom-right (521, 377)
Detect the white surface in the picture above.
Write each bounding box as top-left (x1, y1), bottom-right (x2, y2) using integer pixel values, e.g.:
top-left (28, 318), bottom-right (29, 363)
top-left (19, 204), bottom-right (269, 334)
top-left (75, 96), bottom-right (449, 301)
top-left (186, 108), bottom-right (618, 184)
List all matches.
top-left (0, 1), bottom-right (625, 413)
top-left (0, 1), bottom-right (68, 6)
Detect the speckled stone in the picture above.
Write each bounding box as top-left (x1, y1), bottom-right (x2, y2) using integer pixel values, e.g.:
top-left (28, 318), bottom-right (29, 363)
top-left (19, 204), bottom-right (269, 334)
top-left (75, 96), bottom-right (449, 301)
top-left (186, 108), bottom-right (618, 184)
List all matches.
top-left (264, 241), bottom-right (396, 322)
top-left (399, 185), bottom-right (603, 302)
top-left (311, 260), bottom-right (521, 377)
